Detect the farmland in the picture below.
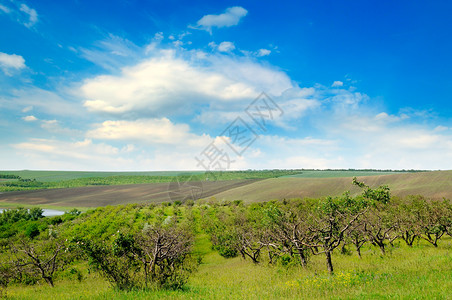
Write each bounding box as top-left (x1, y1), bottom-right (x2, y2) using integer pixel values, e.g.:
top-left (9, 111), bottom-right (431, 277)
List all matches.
top-left (1, 170), bottom-right (451, 299)
top-left (1, 189), bottom-right (451, 299)
top-left (2, 170), bottom-right (452, 209)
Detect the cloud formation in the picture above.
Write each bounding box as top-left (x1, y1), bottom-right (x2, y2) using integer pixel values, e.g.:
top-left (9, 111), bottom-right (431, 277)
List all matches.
top-left (0, 4), bottom-right (10, 13)
top-left (22, 115), bottom-right (37, 122)
top-left (87, 118), bottom-right (211, 147)
top-left (19, 4), bottom-right (38, 28)
top-left (81, 49), bottom-right (293, 118)
top-left (194, 6), bottom-right (248, 33)
top-left (0, 52), bottom-right (26, 75)
top-left (217, 41), bottom-right (235, 52)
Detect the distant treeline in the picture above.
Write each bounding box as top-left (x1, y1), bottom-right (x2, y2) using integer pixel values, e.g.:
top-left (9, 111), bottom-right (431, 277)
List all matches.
top-left (0, 174), bottom-right (21, 179)
top-left (0, 170), bottom-right (302, 192)
top-left (293, 168), bottom-right (428, 173)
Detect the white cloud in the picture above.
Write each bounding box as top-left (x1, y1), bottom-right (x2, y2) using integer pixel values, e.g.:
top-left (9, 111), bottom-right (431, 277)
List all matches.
top-left (22, 106), bottom-right (33, 113)
top-left (9, 134), bottom-right (213, 171)
top-left (22, 115), bottom-right (37, 122)
top-left (11, 138), bottom-right (127, 170)
top-left (332, 81), bottom-right (343, 87)
top-left (81, 49), bottom-right (293, 117)
top-left (0, 88), bottom-right (85, 117)
top-left (217, 41), bottom-right (235, 52)
top-left (0, 52), bottom-right (26, 75)
top-left (256, 49), bottom-right (271, 57)
top-left (144, 32), bottom-right (164, 54)
top-left (80, 34), bottom-right (141, 71)
top-left (434, 125), bottom-right (449, 132)
top-left (0, 4), bottom-right (11, 13)
top-left (40, 119), bottom-right (82, 136)
top-left (0, 3), bottom-right (38, 29)
top-left (194, 6), bottom-right (248, 33)
top-left (19, 4), bottom-right (38, 28)
top-left (87, 118), bottom-right (211, 147)
top-left (374, 112), bottom-right (409, 123)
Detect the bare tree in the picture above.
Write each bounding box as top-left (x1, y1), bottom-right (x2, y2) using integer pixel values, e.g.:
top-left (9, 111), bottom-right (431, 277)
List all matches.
top-left (136, 224), bottom-right (194, 289)
top-left (362, 205), bottom-right (398, 255)
top-left (305, 194), bottom-right (367, 274)
top-left (346, 221), bottom-right (367, 258)
top-left (413, 199), bottom-right (447, 247)
top-left (11, 238), bottom-right (68, 287)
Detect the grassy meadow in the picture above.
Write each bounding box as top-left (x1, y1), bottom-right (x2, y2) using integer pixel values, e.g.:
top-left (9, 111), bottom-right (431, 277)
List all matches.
top-left (1, 171), bottom-right (451, 299)
top-left (0, 170), bottom-right (301, 192)
top-left (6, 235), bottom-right (452, 299)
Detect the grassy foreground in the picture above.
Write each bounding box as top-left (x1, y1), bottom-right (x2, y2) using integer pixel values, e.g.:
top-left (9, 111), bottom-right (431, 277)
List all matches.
top-left (6, 236), bottom-right (452, 299)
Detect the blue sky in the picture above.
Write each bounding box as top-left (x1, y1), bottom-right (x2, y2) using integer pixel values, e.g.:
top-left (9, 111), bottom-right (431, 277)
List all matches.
top-left (1, 0), bottom-right (451, 171)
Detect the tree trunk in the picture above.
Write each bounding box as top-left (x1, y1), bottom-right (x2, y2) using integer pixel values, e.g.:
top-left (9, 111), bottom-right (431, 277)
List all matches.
top-left (44, 276), bottom-right (54, 287)
top-left (293, 241), bottom-right (307, 268)
top-left (356, 246), bottom-right (361, 258)
top-left (325, 251), bottom-right (333, 275)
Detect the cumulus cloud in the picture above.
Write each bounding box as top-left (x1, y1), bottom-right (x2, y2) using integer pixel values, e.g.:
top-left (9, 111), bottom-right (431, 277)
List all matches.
top-left (0, 52), bottom-right (26, 75)
top-left (217, 41), bottom-right (235, 52)
top-left (80, 49), bottom-right (293, 118)
top-left (194, 6), bottom-right (248, 33)
top-left (332, 81), bottom-right (343, 87)
top-left (256, 49), bottom-right (271, 57)
top-left (87, 118), bottom-right (211, 147)
top-left (22, 115), bottom-right (37, 122)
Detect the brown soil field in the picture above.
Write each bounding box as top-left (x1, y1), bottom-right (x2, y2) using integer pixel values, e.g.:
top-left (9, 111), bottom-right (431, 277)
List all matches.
top-left (209, 170), bottom-right (452, 202)
top-left (0, 179), bottom-right (261, 207)
top-left (1, 171), bottom-right (451, 208)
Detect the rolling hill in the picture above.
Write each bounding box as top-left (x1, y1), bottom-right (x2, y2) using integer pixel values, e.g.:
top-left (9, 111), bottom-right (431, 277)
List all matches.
top-left (0, 170), bottom-right (451, 208)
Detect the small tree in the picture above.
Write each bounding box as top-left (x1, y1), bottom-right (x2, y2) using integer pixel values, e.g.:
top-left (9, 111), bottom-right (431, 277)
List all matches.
top-left (306, 192), bottom-right (368, 274)
top-left (262, 203), bottom-right (312, 267)
top-left (75, 235), bottom-right (141, 290)
top-left (0, 262), bottom-right (14, 298)
top-left (393, 197), bottom-right (419, 247)
top-left (345, 221), bottom-right (367, 257)
top-left (135, 223), bottom-right (195, 289)
top-left (413, 199), bottom-right (447, 247)
top-left (11, 238), bottom-right (69, 287)
top-left (362, 205), bottom-right (398, 255)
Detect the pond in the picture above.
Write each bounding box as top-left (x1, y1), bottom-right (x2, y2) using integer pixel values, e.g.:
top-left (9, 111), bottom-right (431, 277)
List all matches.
top-left (0, 208), bottom-right (65, 217)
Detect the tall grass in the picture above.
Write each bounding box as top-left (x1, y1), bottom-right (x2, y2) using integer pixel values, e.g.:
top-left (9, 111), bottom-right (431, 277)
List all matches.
top-left (7, 238), bottom-right (451, 299)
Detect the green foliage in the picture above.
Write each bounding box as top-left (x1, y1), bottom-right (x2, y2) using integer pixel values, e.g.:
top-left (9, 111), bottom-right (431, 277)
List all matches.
top-left (1, 179), bottom-right (451, 297)
top-left (24, 223), bottom-right (40, 239)
top-left (0, 170), bottom-right (303, 192)
top-left (75, 237), bottom-right (141, 291)
top-left (353, 177), bottom-right (390, 204)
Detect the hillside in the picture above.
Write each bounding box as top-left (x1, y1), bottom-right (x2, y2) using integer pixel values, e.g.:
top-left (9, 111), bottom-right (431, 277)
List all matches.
top-left (0, 171), bottom-right (451, 208)
top-left (0, 179), bottom-right (260, 208)
top-left (208, 170), bottom-right (452, 202)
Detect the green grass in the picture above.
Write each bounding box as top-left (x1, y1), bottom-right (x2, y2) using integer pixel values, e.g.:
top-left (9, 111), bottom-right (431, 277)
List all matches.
top-left (0, 171), bottom-right (203, 182)
top-left (0, 202), bottom-right (90, 212)
top-left (282, 170), bottom-right (404, 178)
top-left (0, 170), bottom-right (302, 192)
top-left (0, 170), bottom-right (303, 183)
top-left (6, 238), bottom-right (452, 299)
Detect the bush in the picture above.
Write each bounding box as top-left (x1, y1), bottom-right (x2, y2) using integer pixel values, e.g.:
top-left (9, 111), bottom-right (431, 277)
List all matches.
top-left (25, 223), bottom-right (40, 239)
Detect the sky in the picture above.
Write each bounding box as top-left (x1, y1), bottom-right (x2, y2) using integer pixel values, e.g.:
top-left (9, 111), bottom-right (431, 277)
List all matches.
top-left (0, 0), bottom-right (452, 171)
